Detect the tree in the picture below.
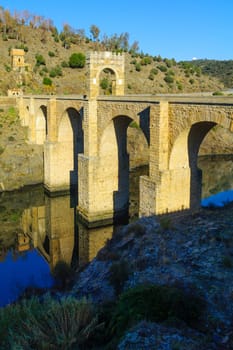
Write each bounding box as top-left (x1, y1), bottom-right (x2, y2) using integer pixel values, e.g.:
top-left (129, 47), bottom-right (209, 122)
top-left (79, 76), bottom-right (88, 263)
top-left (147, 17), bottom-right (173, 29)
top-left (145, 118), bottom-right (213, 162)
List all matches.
top-left (90, 24), bottom-right (100, 41)
top-left (69, 53), bottom-right (86, 68)
top-left (130, 41), bottom-right (139, 54)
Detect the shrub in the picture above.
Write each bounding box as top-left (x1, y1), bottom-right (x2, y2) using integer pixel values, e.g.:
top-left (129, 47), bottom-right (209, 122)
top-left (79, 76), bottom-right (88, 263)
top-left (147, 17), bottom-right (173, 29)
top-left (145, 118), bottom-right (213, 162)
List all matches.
top-left (212, 91), bottom-right (224, 96)
top-left (4, 64), bottom-right (11, 72)
top-left (109, 284), bottom-right (205, 337)
top-left (128, 121), bottom-right (140, 129)
top-left (150, 68), bottom-right (158, 75)
top-left (15, 43), bottom-right (28, 52)
top-left (35, 54), bottom-right (46, 66)
top-left (48, 51), bottom-right (55, 57)
top-left (157, 64), bottom-right (167, 72)
top-left (69, 52), bottom-right (86, 68)
top-left (49, 65), bottom-right (62, 78)
top-left (164, 58), bottom-right (176, 67)
top-left (100, 77), bottom-right (109, 90)
top-left (177, 81), bottom-right (183, 90)
top-left (43, 77), bottom-right (52, 86)
top-left (135, 63), bottom-right (141, 72)
top-left (53, 35), bottom-right (59, 42)
top-left (164, 75), bottom-right (174, 84)
top-left (3, 296), bottom-right (102, 350)
top-left (8, 135), bottom-right (15, 142)
top-left (140, 56), bottom-right (152, 65)
top-left (148, 73), bottom-right (154, 80)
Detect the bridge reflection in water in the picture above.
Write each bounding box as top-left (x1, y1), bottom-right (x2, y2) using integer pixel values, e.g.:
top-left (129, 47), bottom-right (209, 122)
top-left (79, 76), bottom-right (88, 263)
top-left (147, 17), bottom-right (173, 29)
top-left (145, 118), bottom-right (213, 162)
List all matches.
top-left (0, 186), bottom-right (118, 306)
top-left (0, 165), bottom-right (148, 307)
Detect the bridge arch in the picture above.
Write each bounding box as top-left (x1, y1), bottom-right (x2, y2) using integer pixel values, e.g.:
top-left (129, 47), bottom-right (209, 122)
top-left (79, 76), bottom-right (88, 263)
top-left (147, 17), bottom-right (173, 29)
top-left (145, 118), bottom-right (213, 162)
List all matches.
top-left (97, 114), bottom-right (149, 220)
top-left (57, 107), bottom-right (83, 193)
top-left (167, 109), bottom-right (233, 212)
top-left (35, 105), bottom-right (47, 144)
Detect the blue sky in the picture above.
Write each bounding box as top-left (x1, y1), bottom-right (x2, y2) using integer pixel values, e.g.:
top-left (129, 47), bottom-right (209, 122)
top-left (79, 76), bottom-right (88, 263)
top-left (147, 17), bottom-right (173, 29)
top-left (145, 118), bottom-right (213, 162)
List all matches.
top-left (1, 0), bottom-right (232, 61)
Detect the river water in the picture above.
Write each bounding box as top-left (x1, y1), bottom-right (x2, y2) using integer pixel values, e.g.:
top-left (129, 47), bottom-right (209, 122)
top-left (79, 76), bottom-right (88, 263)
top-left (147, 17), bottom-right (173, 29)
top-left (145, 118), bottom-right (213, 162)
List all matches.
top-left (0, 155), bottom-right (233, 307)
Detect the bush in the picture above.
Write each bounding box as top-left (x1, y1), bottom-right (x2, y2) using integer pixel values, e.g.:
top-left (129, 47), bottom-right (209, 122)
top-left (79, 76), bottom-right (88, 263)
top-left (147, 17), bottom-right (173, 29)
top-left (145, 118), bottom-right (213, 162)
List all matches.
top-left (109, 284), bottom-right (205, 337)
top-left (150, 68), bottom-right (158, 75)
top-left (177, 81), bottom-right (183, 90)
top-left (1, 296), bottom-right (102, 349)
top-left (157, 64), bottom-right (167, 72)
top-left (148, 73), bottom-right (154, 80)
top-left (212, 91), bottom-right (224, 96)
top-left (69, 52), bottom-right (86, 68)
top-left (100, 77), bottom-right (109, 90)
top-left (164, 75), bottom-right (174, 84)
top-left (43, 77), bottom-right (52, 86)
top-left (35, 54), bottom-right (46, 66)
top-left (135, 63), bottom-right (141, 72)
top-left (49, 65), bottom-right (62, 78)
top-left (48, 51), bottom-right (55, 57)
top-left (4, 64), bottom-right (11, 72)
top-left (140, 56), bottom-right (152, 65)
top-left (15, 43), bottom-right (28, 52)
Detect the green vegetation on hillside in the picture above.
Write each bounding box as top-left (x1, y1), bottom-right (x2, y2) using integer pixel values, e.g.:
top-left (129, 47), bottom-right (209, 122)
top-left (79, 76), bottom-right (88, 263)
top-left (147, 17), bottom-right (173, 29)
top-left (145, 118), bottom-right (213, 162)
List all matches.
top-left (183, 59), bottom-right (233, 88)
top-left (0, 6), bottom-right (225, 95)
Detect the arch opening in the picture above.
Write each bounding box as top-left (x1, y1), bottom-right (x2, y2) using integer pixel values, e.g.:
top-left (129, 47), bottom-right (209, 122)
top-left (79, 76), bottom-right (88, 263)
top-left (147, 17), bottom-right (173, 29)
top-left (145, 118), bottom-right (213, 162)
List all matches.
top-left (198, 124), bottom-right (233, 207)
top-left (169, 121), bottom-right (233, 212)
top-left (35, 105), bottom-right (47, 144)
top-left (98, 115), bottom-right (149, 222)
top-left (99, 67), bottom-right (117, 95)
top-left (58, 107), bottom-right (83, 198)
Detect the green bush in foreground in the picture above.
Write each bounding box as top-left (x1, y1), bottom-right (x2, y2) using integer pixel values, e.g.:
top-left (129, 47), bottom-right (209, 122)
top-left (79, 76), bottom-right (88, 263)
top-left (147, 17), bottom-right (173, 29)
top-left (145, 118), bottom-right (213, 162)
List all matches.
top-left (109, 284), bottom-right (205, 338)
top-left (0, 296), bottom-right (102, 350)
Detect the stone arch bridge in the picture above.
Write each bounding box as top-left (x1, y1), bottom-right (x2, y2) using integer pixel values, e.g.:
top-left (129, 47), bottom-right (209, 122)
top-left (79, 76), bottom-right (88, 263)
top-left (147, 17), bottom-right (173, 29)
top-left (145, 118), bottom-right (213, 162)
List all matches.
top-left (17, 94), bottom-right (233, 224)
top-left (16, 52), bottom-right (233, 225)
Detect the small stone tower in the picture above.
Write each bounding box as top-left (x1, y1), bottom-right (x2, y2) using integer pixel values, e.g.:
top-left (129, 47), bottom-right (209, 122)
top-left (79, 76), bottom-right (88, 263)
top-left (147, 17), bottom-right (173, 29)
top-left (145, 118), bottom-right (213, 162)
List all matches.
top-left (86, 51), bottom-right (125, 98)
top-left (11, 49), bottom-right (25, 71)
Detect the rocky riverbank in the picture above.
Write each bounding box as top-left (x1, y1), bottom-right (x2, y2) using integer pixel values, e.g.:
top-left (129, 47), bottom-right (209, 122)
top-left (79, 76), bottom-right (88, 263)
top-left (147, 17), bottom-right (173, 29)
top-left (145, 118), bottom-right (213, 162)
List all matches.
top-left (71, 204), bottom-right (233, 349)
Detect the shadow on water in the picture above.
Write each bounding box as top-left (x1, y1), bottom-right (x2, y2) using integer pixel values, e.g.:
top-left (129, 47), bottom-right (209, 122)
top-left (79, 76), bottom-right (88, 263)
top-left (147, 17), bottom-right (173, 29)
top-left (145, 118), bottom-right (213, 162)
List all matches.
top-left (1, 154), bottom-right (233, 306)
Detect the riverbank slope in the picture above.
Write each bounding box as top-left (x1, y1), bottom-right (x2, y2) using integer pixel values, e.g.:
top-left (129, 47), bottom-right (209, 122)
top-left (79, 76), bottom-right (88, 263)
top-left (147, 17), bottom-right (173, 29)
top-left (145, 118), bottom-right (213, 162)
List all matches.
top-left (71, 203), bottom-right (233, 349)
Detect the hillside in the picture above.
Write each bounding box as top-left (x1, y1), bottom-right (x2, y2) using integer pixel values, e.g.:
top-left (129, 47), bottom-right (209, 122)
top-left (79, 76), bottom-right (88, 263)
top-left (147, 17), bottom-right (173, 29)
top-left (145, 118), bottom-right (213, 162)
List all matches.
top-left (0, 23), bottom-right (224, 95)
top-left (188, 59), bottom-right (233, 88)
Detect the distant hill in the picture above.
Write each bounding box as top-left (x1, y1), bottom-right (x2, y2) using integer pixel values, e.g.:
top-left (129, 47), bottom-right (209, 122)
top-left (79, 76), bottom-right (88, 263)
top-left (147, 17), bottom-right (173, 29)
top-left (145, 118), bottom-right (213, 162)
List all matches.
top-left (0, 8), bottom-right (225, 95)
top-left (186, 59), bottom-right (233, 88)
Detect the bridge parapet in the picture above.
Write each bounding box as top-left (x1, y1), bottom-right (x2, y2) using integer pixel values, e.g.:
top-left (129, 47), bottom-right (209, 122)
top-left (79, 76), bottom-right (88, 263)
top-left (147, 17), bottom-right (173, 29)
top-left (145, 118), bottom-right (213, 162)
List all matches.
top-left (86, 51), bottom-right (124, 64)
